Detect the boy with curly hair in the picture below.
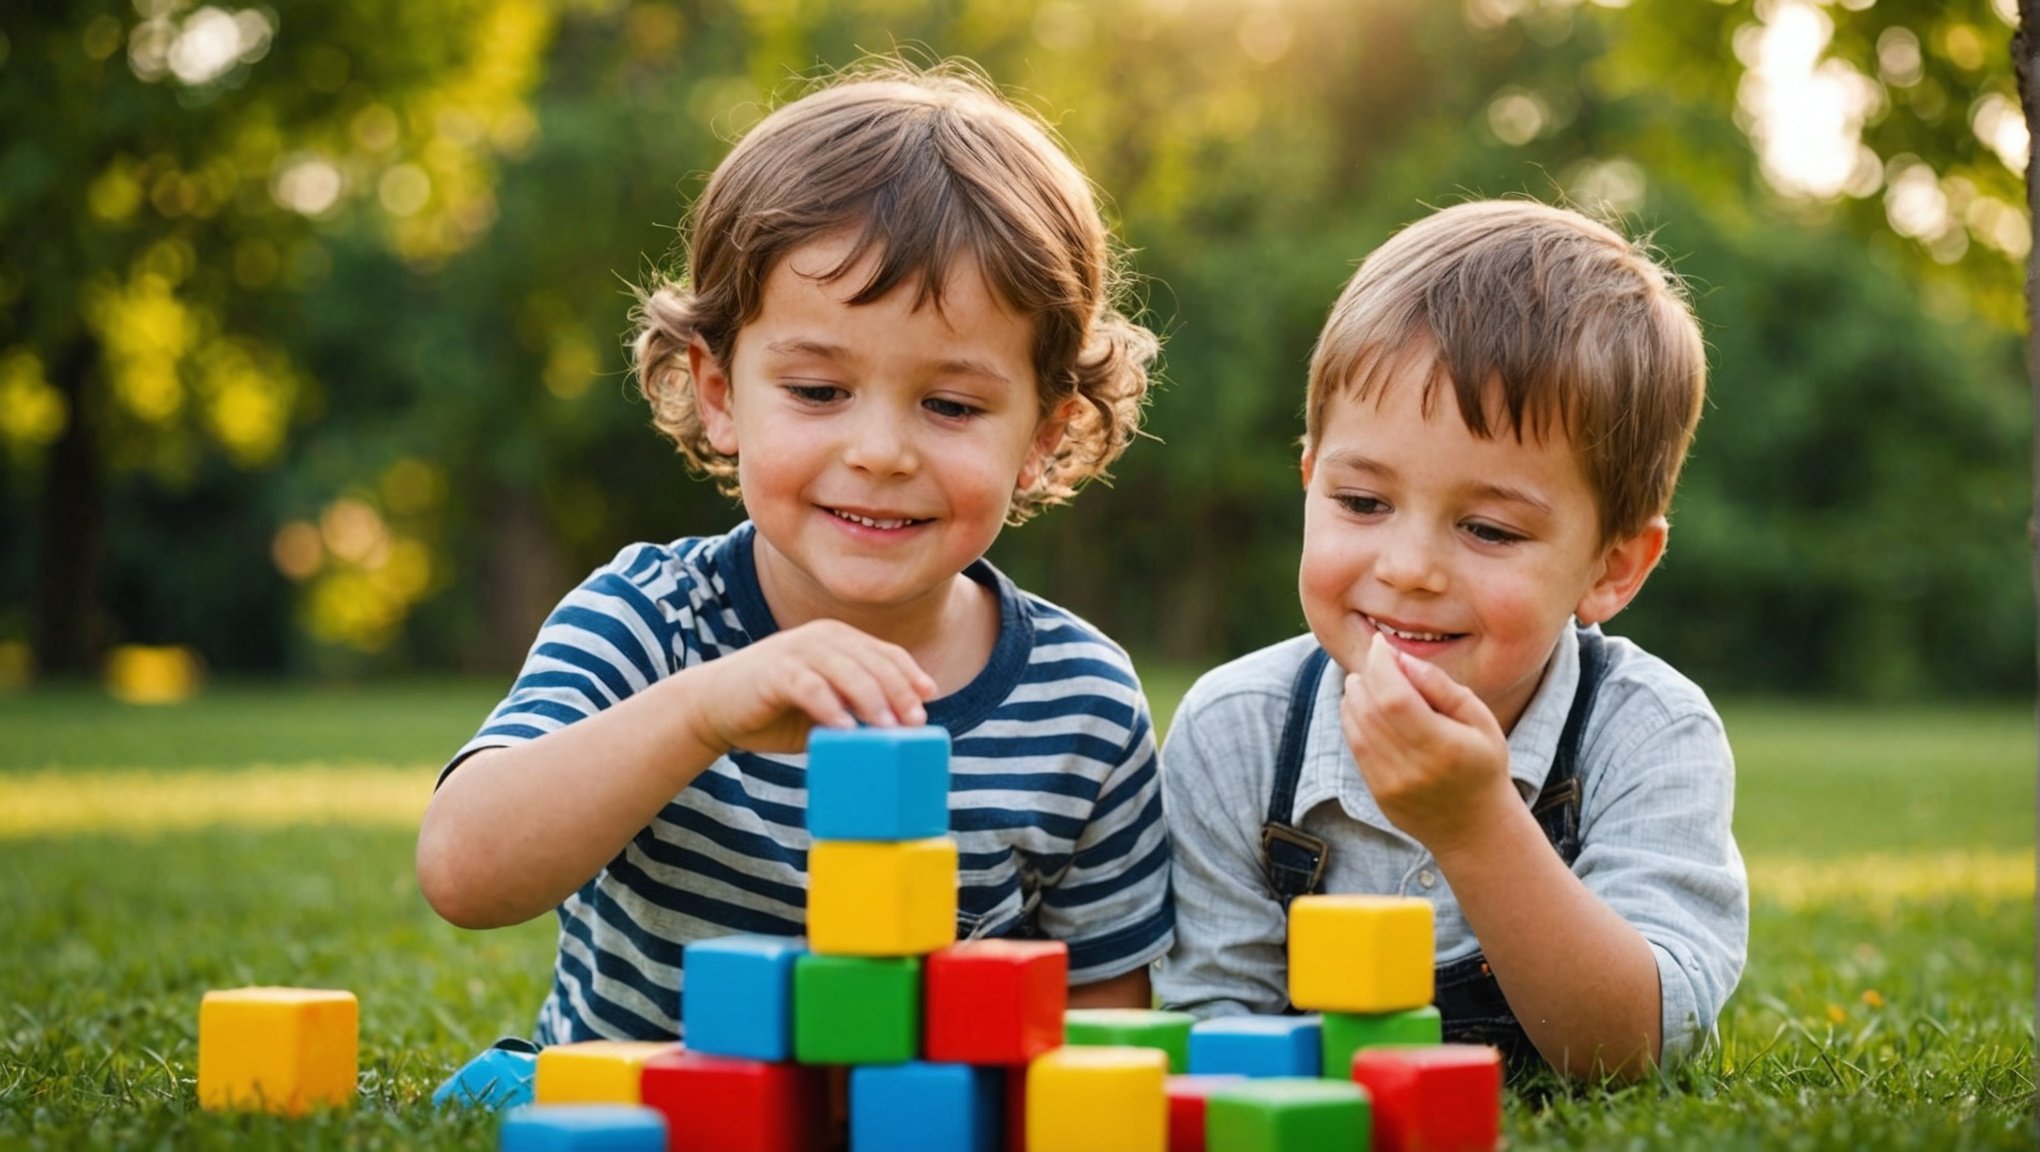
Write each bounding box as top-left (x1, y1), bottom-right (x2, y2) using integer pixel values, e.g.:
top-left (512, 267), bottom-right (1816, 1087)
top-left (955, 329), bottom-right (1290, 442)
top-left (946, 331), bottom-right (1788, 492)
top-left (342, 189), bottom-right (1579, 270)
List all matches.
top-left (419, 62), bottom-right (1172, 1042)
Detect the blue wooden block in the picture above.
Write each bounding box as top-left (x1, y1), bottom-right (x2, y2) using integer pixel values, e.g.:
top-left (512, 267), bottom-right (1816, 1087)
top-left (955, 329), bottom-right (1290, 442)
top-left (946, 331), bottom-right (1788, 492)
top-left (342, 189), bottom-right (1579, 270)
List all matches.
top-left (499, 1104), bottom-right (667, 1151)
top-left (1187, 1015), bottom-right (1324, 1078)
top-left (434, 1039), bottom-right (539, 1109)
top-left (681, 934), bottom-right (806, 1060)
top-left (849, 1061), bottom-right (999, 1152)
top-left (806, 726), bottom-right (951, 841)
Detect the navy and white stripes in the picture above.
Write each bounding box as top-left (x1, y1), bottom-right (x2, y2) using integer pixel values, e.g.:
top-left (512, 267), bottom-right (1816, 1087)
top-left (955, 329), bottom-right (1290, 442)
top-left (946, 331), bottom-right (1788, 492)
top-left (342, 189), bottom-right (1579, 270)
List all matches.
top-left (443, 522), bottom-right (1174, 1043)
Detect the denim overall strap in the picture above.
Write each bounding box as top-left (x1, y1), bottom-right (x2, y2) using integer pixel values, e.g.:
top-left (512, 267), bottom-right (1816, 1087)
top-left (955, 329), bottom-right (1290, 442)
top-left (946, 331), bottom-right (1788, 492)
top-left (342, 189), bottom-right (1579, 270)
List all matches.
top-left (1434, 627), bottom-right (1609, 1075)
top-left (1260, 645), bottom-right (1335, 907)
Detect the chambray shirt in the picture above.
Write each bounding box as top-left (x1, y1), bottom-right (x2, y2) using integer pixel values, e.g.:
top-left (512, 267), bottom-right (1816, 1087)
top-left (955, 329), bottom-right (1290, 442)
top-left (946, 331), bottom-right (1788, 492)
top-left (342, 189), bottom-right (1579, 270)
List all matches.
top-left (1154, 627), bottom-right (1748, 1065)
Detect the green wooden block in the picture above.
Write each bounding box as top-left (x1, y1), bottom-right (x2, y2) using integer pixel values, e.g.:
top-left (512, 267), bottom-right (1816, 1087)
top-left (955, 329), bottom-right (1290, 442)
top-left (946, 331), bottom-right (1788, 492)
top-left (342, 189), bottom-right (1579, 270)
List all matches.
top-left (1063, 1008), bottom-right (1196, 1074)
top-left (1206, 1077), bottom-right (1371, 1152)
top-left (792, 954), bottom-right (921, 1065)
top-left (1320, 1006), bottom-right (1442, 1079)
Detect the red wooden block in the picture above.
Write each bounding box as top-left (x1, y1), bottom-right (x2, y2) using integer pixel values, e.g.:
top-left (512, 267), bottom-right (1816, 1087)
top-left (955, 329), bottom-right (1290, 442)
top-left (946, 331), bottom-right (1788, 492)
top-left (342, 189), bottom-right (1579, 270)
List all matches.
top-left (1165, 1074), bottom-right (1245, 1152)
top-left (1349, 1045), bottom-right (1502, 1152)
top-left (924, 940), bottom-right (1069, 1065)
top-left (639, 1050), bottom-right (829, 1152)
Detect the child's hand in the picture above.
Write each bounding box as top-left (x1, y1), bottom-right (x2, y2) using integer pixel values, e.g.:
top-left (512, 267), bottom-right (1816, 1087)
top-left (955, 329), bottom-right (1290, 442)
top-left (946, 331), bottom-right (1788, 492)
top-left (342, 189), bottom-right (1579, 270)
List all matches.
top-left (1340, 632), bottom-right (1515, 857)
top-left (690, 620), bottom-right (939, 755)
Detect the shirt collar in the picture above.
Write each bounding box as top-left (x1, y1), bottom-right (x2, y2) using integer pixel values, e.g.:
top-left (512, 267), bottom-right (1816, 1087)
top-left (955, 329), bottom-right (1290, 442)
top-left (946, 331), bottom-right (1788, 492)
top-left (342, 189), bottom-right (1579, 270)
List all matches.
top-left (1293, 628), bottom-right (1583, 833)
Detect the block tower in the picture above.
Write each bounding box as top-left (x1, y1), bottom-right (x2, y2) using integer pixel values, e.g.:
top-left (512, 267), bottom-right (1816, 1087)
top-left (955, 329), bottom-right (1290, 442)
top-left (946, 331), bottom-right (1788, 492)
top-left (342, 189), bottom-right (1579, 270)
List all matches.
top-left (651, 724), bottom-right (1075, 1152)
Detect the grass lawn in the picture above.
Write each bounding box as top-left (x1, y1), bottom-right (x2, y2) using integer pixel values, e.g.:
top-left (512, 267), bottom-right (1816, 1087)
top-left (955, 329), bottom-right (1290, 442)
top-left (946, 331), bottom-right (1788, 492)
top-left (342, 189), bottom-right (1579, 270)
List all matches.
top-left (0, 676), bottom-right (2032, 1149)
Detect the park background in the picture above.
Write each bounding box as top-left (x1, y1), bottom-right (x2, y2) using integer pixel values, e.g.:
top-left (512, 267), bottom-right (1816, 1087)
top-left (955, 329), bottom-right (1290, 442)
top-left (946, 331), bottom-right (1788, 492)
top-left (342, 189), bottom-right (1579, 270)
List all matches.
top-left (1, 0), bottom-right (2035, 1148)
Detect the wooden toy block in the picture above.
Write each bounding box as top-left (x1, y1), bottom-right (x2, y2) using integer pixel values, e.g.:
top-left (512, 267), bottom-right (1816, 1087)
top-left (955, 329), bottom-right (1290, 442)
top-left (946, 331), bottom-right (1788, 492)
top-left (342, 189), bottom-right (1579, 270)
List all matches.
top-left (639, 1050), bottom-right (829, 1152)
top-left (1348, 1045), bottom-right (1502, 1152)
top-left (1026, 1046), bottom-right (1169, 1152)
top-left (1319, 1007), bottom-right (1441, 1082)
top-left (807, 838), bottom-right (958, 956)
top-left (1287, 895), bottom-right (1434, 1013)
top-left (1165, 1074), bottom-right (1244, 1152)
top-left (434, 1038), bottom-right (540, 1109)
top-left (197, 987), bottom-right (358, 1115)
top-left (1062, 1008), bottom-right (1196, 1074)
top-left (792, 954), bottom-right (921, 1065)
top-left (850, 1061), bottom-right (1000, 1152)
top-left (924, 940), bottom-right (1068, 1064)
top-left (682, 934), bottom-right (807, 1061)
top-left (806, 726), bottom-right (951, 841)
top-left (533, 1041), bottom-right (682, 1104)
top-left (1187, 1015), bottom-right (1322, 1079)
top-left (1204, 1078), bottom-right (1371, 1152)
top-left (498, 1103), bottom-right (668, 1151)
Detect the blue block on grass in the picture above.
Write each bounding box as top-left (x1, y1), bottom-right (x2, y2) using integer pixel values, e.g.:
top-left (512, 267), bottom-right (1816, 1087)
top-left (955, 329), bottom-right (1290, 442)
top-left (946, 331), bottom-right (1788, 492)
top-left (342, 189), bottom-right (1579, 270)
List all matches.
top-left (806, 726), bottom-right (951, 841)
top-left (499, 1104), bottom-right (667, 1151)
top-left (434, 1038), bottom-right (539, 1109)
top-left (849, 1061), bottom-right (1000, 1152)
top-left (682, 934), bottom-right (807, 1060)
top-left (1188, 1015), bottom-right (1324, 1078)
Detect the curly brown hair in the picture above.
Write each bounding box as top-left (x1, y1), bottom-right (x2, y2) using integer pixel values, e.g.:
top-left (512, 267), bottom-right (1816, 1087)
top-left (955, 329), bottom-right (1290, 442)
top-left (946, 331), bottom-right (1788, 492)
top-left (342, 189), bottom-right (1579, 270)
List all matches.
top-left (632, 60), bottom-right (1158, 524)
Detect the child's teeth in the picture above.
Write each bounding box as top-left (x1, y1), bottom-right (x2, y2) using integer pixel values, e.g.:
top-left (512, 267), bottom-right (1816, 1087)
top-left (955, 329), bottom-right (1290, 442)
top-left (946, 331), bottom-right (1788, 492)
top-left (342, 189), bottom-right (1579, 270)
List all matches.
top-left (837, 510), bottom-right (910, 529)
top-left (1374, 620), bottom-right (1448, 642)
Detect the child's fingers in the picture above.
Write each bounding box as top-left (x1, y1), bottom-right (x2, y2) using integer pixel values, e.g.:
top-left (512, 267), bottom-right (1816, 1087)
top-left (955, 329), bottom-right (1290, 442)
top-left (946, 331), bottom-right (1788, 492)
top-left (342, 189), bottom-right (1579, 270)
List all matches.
top-left (784, 666), bottom-right (858, 730)
top-left (1390, 648), bottom-right (1483, 726)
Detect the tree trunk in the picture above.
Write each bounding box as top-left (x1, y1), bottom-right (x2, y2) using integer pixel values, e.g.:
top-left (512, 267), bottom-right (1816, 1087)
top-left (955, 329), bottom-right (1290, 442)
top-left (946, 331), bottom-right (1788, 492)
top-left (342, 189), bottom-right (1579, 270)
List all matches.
top-left (477, 484), bottom-right (570, 672)
top-left (2012, 3), bottom-right (2039, 1081)
top-left (30, 335), bottom-right (107, 677)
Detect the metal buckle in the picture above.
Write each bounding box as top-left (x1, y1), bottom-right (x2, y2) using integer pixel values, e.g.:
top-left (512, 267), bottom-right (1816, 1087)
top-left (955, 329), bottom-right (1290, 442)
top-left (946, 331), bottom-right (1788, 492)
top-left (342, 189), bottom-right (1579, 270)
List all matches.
top-left (1259, 821), bottom-right (1330, 893)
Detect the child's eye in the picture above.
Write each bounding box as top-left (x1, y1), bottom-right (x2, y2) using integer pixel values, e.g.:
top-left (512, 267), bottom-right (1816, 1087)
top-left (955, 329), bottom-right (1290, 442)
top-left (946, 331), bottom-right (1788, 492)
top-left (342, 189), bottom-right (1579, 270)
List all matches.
top-left (1333, 494), bottom-right (1388, 516)
top-left (923, 396), bottom-right (983, 420)
top-left (1462, 520), bottom-right (1525, 545)
top-left (784, 383), bottom-right (844, 405)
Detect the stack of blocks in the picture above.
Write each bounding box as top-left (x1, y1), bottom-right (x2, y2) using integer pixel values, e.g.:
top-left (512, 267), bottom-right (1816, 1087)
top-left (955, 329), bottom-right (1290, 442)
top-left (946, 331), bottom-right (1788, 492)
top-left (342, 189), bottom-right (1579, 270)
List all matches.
top-left (1130, 894), bottom-right (1501, 1152)
top-left (199, 729), bottom-right (1503, 1151)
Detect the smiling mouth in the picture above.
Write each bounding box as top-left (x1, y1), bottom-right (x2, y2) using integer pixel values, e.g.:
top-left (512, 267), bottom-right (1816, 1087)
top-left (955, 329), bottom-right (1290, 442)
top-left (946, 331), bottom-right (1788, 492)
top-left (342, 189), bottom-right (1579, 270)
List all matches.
top-left (827, 507), bottom-right (928, 531)
top-left (1364, 614), bottom-right (1463, 643)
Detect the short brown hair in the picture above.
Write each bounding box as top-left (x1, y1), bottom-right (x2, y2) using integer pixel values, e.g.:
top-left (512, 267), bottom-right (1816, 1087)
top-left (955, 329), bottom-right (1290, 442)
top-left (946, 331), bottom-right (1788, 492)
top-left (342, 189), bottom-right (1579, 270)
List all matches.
top-left (633, 60), bottom-right (1157, 523)
top-left (1305, 200), bottom-right (1705, 541)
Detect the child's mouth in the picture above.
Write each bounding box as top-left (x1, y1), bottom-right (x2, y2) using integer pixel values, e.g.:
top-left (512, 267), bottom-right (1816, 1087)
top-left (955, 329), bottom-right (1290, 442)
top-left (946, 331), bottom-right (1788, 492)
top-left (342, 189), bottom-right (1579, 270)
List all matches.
top-left (826, 507), bottom-right (928, 531)
top-left (1365, 615), bottom-right (1462, 643)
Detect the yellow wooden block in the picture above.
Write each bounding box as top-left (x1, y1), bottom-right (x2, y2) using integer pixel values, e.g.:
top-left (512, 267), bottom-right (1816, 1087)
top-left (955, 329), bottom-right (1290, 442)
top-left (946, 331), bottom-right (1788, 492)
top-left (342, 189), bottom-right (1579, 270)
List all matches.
top-left (807, 837), bottom-right (957, 956)
top-left (1027, 1045), bottom-right (1168, 1152)
top-left (197, 987), bottom-right (358, 1115)
top-left (1288, 894), bottom-right (1435, 1012)
top-left (533, 1040), bottom-right (682, 1104)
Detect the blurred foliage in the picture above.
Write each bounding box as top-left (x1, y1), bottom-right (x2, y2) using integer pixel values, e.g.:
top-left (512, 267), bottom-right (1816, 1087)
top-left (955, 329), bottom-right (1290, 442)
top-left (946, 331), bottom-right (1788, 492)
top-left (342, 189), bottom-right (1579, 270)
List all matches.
top-left (0, 0), bottom-right (2030, 698)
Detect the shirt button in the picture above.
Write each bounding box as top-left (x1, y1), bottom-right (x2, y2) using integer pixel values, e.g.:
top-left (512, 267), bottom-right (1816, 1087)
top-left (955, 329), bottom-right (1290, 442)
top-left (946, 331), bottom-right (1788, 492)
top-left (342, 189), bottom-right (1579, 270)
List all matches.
top-left (1418, 869), bottom-right (1437, 888)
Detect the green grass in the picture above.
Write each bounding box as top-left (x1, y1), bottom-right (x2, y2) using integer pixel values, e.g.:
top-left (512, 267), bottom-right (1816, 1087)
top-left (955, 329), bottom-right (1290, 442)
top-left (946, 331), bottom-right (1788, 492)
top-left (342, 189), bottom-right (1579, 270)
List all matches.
top-left (0, 676), bottom-right (2032, 1149)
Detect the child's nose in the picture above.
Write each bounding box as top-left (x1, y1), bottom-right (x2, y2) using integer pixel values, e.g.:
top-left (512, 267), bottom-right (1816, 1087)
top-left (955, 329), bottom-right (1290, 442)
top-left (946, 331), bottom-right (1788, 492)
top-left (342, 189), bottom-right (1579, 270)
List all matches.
top-left (841, 402), bottom-right (919, 477)
top-left (1373, 523), bottom-right (1448, 593)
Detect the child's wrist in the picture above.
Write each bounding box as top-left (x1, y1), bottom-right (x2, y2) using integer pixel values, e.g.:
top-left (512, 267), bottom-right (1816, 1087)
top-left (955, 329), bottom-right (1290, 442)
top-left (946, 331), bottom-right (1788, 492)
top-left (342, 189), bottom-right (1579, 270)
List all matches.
top-left (1422, 782), bottom-right (1540, 870)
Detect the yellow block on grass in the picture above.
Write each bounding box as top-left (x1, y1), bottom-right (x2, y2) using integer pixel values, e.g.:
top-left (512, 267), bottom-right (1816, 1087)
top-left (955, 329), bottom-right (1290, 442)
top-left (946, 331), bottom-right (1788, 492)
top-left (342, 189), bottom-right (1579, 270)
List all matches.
top-left (198, 987), bottom-right (358, 1115)
top-left (1027, 1045), bottom-right (1169, 1152)
top-left (807, 837), bottom-right (958, 956)
top-left (1288, 894), bottom-right (1434, 1013)
top-left (533, 1040), bottom-right (682, 1104)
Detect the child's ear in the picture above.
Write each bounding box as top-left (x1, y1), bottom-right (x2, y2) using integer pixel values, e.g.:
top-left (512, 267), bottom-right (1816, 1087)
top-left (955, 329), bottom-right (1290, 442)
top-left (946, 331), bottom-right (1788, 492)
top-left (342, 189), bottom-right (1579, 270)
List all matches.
top-left (1575, 516), bottom-right (1668, 627)
top-left (689, 335), bottom-right (739, 456)
top-left (1299, 446), bottom-right (1317, 489)
top-left (1018, 398), bottom-right (1081, 491)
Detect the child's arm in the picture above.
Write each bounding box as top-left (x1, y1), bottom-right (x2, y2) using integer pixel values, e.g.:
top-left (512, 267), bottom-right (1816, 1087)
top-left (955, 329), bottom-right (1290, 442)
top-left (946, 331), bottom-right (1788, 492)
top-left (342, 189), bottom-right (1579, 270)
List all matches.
top-left (1344, 634), bottom-right (1661, 1080)
top-left (417, 620), bottom-right (937, 929)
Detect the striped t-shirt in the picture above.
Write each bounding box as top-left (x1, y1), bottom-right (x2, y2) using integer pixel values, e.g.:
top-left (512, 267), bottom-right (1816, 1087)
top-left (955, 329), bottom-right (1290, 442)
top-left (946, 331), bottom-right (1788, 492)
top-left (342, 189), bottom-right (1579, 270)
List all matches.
top-left (444, 522), bottom-right (1175, 1043)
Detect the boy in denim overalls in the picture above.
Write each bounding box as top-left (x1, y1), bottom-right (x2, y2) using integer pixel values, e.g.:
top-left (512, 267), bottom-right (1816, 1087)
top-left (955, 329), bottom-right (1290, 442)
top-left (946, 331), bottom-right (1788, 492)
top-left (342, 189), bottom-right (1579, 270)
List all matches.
top-left (1155, 201), bottom-right (1747, 1081)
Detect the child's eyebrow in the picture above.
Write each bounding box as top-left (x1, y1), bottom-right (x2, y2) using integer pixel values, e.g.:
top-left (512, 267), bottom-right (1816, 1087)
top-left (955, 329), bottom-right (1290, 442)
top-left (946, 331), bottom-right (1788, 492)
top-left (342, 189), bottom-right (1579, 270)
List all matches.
top-left (1322, 452), bottom-right (1555, 517)
top-left (1466, 481), bottom-right (1555, 518)
top-left (762, 338), bottom-right (1014, 388)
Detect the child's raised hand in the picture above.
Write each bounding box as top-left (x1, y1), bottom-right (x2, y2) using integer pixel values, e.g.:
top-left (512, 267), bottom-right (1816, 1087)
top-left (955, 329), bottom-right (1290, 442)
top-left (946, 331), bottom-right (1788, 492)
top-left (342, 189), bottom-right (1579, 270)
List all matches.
top-left (1340, 632), bottom-right (1514, 856)
top-left (690, 620), bottom-right (939, 755)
